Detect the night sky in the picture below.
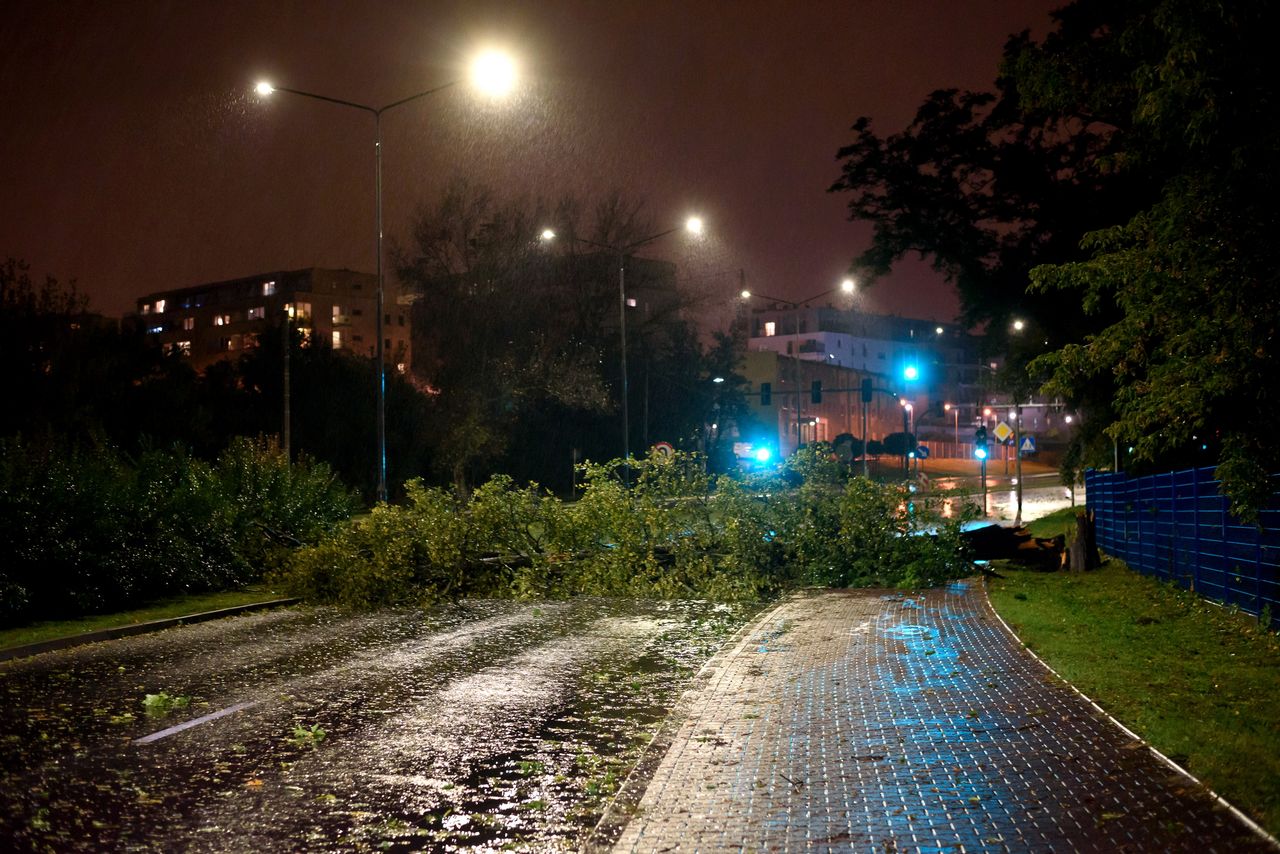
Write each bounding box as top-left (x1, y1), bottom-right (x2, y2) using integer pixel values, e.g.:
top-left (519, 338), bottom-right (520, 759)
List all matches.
top-left (2, 0), bottom-right (1059, 325)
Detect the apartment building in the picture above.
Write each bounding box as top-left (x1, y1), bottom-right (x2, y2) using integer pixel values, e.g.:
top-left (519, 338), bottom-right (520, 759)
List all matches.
top-left (135, 268), bottom-right (411, 372)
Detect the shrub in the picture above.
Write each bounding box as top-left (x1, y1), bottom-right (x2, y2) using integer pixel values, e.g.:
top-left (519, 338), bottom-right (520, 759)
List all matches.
top-left (0, 437), bottom-right (357, 626)
top-left (276, 450), bottom-right (975, 608)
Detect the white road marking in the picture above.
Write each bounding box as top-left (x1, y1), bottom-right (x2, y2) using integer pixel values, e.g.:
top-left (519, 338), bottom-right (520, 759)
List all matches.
top-left (133, 701), bottom-right (260, 745)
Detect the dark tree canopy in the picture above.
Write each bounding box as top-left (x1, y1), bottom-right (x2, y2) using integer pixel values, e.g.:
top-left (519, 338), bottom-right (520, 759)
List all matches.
top-left (831, 0), bottom-right (1280, 517)
top-left (396, 182), bottom-right (738, 493)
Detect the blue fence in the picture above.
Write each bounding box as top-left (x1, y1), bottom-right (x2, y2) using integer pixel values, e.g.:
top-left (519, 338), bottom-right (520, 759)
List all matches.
top-left (1086, 467), bottom-right (1280, 628)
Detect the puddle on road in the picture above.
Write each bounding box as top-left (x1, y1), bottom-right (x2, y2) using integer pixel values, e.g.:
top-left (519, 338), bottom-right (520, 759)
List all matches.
top-left (0, 598), bottom-right (758, 851)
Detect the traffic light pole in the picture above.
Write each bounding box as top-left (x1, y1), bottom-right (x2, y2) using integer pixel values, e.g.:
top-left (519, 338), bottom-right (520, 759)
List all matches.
top-left (981, 456), bottom-right (988, 517)
top-left (974, 424), bottom-right (990, 517)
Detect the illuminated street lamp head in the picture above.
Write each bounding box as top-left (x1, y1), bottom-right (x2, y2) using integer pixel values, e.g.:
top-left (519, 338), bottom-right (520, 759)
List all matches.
top-left (740, 289), bottom-right (751, 299)
top-left (470, 50), bottom-right (518, 97)
top-left (254, 81), bottom-right (275, 96)
top-left (935, 326), bottom-right (944, 335)
top-left (540, 228), bottom-right (556, 241)
top-left (685, 216), bottom-right (704, 235)
top-left (1012, 318), bottom-right (1025, 332)
top-left (944, 403), bottom-right (952, 412)
top-left (840, 277), bottom-right (855, 294)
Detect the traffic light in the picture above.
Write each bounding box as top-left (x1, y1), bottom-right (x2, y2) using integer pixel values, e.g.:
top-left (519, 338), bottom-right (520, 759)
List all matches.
top-left (903, 364), bottom-right (919, 382)
top-left (760, 382), bottom-right (771, 406)
top-left (974, 425), bottom-right (989, 460)
top-left (811, 380), bottom-right (822, 404)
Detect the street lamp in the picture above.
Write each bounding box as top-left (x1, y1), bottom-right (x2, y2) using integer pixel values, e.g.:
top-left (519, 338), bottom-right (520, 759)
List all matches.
top-left (254, 50), bottom-right (518, 502)
top-left (740, 277), bottom-right (855, 455)
top-left (545, 217), bottom-right (705, 478)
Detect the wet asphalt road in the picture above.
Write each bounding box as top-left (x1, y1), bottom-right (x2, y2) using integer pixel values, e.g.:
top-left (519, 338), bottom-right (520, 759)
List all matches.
top-left (0, 598), bottom-right (757, 852)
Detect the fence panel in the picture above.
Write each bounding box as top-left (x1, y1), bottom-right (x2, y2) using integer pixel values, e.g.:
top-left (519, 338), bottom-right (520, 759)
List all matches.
top-left (1086, 466), bottom-right (1278, 629)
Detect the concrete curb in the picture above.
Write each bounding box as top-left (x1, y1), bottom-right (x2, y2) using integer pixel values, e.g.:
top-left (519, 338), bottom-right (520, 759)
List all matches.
top-left (0, 598), bottom-right (301, 663)
top-left (982, 577), bottom-right (1280, 851)
top-left (582, 593), bottom-right (798, 852)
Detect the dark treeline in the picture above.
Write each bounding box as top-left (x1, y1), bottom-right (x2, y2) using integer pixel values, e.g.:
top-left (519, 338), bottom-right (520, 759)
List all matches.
top-left (2, 187), bottom-right (746, 501)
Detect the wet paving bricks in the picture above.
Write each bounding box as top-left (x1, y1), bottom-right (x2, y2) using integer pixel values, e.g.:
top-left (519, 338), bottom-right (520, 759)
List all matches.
top-left (605, 584), bottom-right (1275, 853)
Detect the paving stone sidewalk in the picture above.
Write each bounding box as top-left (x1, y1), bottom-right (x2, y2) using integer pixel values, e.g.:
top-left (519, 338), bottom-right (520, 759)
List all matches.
top-left (602, 583), bottom-right (1274, 853)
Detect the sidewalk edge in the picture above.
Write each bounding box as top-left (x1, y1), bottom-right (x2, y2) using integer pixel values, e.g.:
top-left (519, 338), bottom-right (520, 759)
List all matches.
top-left (581, 594), bottom-right (798, 853)
top-left (982, 577), bottom-right (1280, 850)
top-left (0, 598), bottom-right (302, 663)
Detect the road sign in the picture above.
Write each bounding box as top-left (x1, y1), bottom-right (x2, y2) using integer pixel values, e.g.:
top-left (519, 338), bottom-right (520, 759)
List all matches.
top-left (993, 421), bottom-right (1013, 443)
top-left (915, 445), bottom-right (929, 459)
top-left (653, 441), bottom-right (675, 460)
top-left (1019, 435), bottom-right (1037, 454)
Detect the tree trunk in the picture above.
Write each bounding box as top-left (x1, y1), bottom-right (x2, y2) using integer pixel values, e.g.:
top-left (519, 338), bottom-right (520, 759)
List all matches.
top-left (1067, 511), bottom-right (1102, 571)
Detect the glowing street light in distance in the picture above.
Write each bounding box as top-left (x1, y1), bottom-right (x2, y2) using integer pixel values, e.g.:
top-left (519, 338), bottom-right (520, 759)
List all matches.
top-left (540, 228), bottom-right (556, 241)
top-left (470, 49), bottom-right (518, 97)
top-left (740, 289), bottom-right (751, 299)
top-left (840, 277), bottom-right (855, 293)
top-left (685, 216), bottom-right (704, 235)
top-left (255, 81), bottom-right (275, 96)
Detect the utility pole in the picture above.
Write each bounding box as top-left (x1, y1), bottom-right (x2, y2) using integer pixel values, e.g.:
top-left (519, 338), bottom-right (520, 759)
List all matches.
top-left (1014, 401), bottom-right (1025, 526)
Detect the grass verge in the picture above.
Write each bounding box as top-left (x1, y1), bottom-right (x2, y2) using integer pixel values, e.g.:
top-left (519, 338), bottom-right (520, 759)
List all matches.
top-left (988, 557), bottom-right (1280, 835)
top-left (0, 586), bottom-right (286, 651)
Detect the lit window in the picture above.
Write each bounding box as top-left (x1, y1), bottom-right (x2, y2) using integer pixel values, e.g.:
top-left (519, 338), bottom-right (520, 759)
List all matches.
top-left (396, 362), bottom-right (407, 373)
top-left (262, 280), bottom-right (276, 296)
top-left (214, 313), bottom-right (231, 326)
top-left (764, 321), bottom-right (776, 336)
top-left (247, 306), bottom-right (265, 320)
top-left (626, 298), bottom-right (637, 308)
top-left (297, 327), bottom-right (312, 347)
top-left (243, 333), bottom-right (260, 349)
top-left (295, 302), bottom-right (311, 321)
top-left (141, 303), bottom-right (152, 315)
top-left (181, 317), bottom-right (194, 331)
top-left (155, 299), bottom-right (166, 314)
top-left (176, 340), bottom-right (191, 355)
top-left (332, 330), bottom-right (343, 349)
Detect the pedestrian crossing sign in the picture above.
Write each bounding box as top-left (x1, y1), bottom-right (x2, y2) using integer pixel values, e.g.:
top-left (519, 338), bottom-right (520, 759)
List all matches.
top-left (1019, 435), bottom-right (1037, 453)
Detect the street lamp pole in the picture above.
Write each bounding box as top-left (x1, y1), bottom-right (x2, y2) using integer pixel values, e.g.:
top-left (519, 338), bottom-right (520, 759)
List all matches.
top-left (567, 218), bottom-right (704, 481)
top-left (255, 51), bottom-right (516, 503)
top-left (283, 303), bottom-right (294, 459)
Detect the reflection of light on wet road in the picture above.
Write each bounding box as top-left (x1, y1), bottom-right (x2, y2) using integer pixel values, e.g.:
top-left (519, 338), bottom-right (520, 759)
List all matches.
top-left (0, 599), bottom-right (758, 852)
